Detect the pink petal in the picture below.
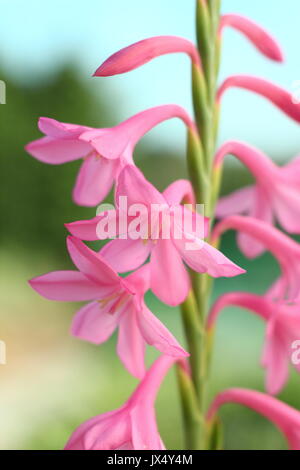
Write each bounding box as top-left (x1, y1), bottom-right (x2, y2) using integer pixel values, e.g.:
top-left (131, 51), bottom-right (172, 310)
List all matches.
top-left (64, 410), bottom-right (118, 449)
top-left (29, 271), bottom-right (104, 301)
top-left (65, 217), bottom-right (104, 241)
top-left (130, 406), bottom-right (165, 450)
top-left (217, 75), bottom-right (300, 123)
top-left (100, 238), bottom-right (151, 273)
top-left (150, 239), bottom-right (190, 306)
top-left (80, 105), bottom-right (195, 161)
top-left (38, 117), bottom-right (89, 138)
top-left (237, 186), bottom-right (273, 259)
top-left (207, 388), bottom-right (300, 450)
top-left (173, 233), bottom-right (245, 278)
top-left (116, 165), bottom-right (166, 208)
top-left (66, 236), bottom-right (121, 294)
top-left (71, 301), bottom-right (120, 344)
top-left (73, 154), bottom-right (118, 207)
top-left (138, 305), bottom-right (188, 357)
top-left (272, 183), bottom-right (300, 232)
top-left (216, 186), bottom-right (254, 218)
top-left (94, 36), bottom-right (201, 77)
top-left (162, 179), bottom-right (196, 206)
top-left (125, 264), bottom-right (151, 295)
top-left (117, 310), bottom-right (146, 379)
top-left (220, 14), bottom-right (284, 62)
top-left (262, 326), bottom-right (289, 395)
top-left (214, 141), bottom-right (277, 183)
top-left (25, 136), bottom-right (91, 164)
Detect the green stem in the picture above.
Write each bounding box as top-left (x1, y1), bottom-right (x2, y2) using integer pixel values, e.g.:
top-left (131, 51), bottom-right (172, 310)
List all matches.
top-left (176, 362), bottom-right (204, 450)
top-left (179, 0), bottom-right (222, 451)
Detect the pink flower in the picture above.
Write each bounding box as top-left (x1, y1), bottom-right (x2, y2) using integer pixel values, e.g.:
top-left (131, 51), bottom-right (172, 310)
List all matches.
top-left (207, 292), bottom-right (300, 395)
top-left (94, 36), bottom-right (201, 77)
top-left (215, 141), bottom-right (300, 258)
top-left (212, 215), bottom-right (300, 303)
top-left (29, 236), bottom-right (188, 379)
top-left (66, 166), bottom-right (245, 307)
top-left (25, 105), bottom-right (196, 206)
top-left (219, 14), bottom-right (284, 62)
top-left (217, 75), bottom-right (300, 122)
top-left (207, 388), bottom-right (300, 450)
top-left (65, 355), bottom-right (175, 450)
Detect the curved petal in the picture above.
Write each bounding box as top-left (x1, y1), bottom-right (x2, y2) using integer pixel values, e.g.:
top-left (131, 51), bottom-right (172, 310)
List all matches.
top-left (150, 239), bottom-right (190, 306)
top-left (163, 179), bottom-right (195, 206)
top-left (38, 117), bottom-right (89, 138)
top-left (237, 186), bottom-right (273, 258)
top-left (29, 271), bottom-right (104, 301)
top-left (94, 36), bottom-right (201, 77)
top-left (125, 264), bottom-right (151, 296)
top-left (220, 14), bottom-right (284, 62)
top-left (73, 155), bottom-right (117, 207)
top-left (262, 330), bottom-right (289, 395)
top-left (216, 186), bottom-right (254, 218)
top-left (67, 236), bottom-right (121, 294)
top-left (130, 406), bottom-right (164, 450)
top-left (117, 309), bottom-right (146, 379)
top-left (273, 183), bottom-right (300, 233)
top-left (138, 305), bottom-right (188, 357)
top-left (173, 228), bottom-right (245, 278)
top-left (217, 75), bottom-right (300, 123)
top-left (66, 210), bottom-right (118, 241)
top-left (65, 217), bottom-right (104, 241)
top-left (207, 388), bottom-right (300, 451)
top-left (65, 409), bottom-right (129, 450)
top-left (81, 105), bottom-right (195, 161)
top-left (71, 301), bottom-right (120, 344)
top-left (100, 238), bottom-right (151, 273)
top-left (116, 165), bottom-right (166, 208)
top-left (25, 136), bottom-right (91, 164)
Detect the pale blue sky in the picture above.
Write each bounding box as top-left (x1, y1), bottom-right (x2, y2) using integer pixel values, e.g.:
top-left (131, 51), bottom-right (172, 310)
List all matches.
top-left (1, 0), bottom-right (300, 156)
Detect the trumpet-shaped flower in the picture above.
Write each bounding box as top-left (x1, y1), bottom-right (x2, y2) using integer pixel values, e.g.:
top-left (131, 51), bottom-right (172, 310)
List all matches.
top-left (217, 75), bottom-right (300, 123)
top-left (65, 355), bottom-right (175, 450)
top-left (215, 141), bottom-right (300, 257)
top-left (219, 14), bottom-right (284, 62)
top-left (25, 105), bottom-right (196, 206)
top-left (67, 166), bottom-right (245, 306)
top-left (207, 388), bottom-right (300, 450)
top-left (94, 36), bottom-right (201, 77)
top-left (212, 215), bottom-right (300, 303)
top-left (29, 236), bottom-right (188, 379)
top-left (207, 292), bottom-right (300, 395)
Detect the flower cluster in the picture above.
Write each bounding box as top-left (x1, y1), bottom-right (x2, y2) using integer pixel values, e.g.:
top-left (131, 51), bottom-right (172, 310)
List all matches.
top-left (27, 2), bottom-right (300, 451)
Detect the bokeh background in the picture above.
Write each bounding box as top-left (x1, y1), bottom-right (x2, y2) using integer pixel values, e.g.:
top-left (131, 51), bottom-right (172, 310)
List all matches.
top-left (1, 0), bottom-right (300, 450)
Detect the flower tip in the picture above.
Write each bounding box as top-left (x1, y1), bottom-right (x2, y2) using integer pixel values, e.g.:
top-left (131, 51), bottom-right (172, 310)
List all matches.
top-left (92, 67), bottom-right (102, 77)
top-left (93, 61), bottom-right (117, 77)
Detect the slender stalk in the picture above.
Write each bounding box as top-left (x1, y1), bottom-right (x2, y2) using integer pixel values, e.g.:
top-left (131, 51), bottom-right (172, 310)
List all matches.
top-left (176, 362), bottom-right (204, 450)
top-left (179, 0), bottom-right (222, 450)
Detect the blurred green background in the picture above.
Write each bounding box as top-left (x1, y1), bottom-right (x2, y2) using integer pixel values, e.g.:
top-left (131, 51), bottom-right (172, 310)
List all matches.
top-left (1, 0), bottom-right (300, 450)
